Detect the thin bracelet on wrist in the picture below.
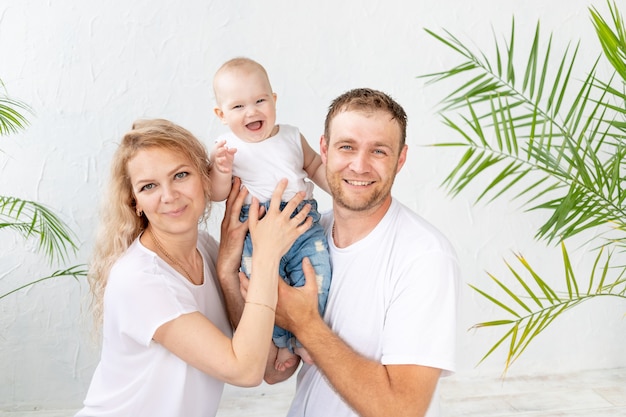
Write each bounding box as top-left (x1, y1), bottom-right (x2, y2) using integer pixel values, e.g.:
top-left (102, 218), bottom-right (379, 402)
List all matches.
top-left (245, 301), bottom-right (276, 313)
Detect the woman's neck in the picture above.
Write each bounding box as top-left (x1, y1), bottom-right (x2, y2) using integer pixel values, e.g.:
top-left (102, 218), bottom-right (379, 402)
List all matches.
top-left (141, 227), bottom-right (203, 285)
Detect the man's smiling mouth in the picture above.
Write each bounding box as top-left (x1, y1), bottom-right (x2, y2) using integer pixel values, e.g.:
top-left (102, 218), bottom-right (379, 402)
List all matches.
top-left (346, 180), bottom-right (374, 186)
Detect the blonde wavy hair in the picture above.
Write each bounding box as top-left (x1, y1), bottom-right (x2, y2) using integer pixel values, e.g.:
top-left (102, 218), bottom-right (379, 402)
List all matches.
top-left (88, 119), bottom-right (213, 326)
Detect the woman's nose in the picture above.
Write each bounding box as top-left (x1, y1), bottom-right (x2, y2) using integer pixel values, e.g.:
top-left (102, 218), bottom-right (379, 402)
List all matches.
top-left (160, 184), bottom-right (179, 202)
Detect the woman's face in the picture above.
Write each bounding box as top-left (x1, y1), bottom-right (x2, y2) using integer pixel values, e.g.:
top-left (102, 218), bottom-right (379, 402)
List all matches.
top-left (129, 147), bottom-right (206, 238)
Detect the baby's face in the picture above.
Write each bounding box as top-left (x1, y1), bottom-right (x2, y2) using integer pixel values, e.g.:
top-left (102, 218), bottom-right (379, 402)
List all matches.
top-left (214, 68), bottom-right (277, 143)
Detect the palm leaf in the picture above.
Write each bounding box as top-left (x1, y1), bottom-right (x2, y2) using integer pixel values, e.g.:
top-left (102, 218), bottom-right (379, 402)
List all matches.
top-left (0, 80), bottom-right (31, 135)
top-left (0, 265), bottom-right (87, 301)
top-left (0, 196), bottom-right (78, 264)
top-left (591, 1), bottom-right (626, 81)
top-left (470, 243), bottom-right (626, 372)
top-left (422, 5), bottom-right (626, 244)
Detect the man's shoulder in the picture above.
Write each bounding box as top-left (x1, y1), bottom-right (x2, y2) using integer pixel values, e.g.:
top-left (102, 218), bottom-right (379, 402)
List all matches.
top-left (388, 199), bottom-right (456, 254)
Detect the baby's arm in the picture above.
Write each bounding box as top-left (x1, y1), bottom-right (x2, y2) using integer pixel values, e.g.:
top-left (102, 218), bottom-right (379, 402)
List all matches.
top-left (210, 140), bottom-right (238, 202)
top-left (301, 135), bottom-right (329, 194)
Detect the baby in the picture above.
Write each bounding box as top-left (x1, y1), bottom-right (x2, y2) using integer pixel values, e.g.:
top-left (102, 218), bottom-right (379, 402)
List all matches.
top-left (210, 57), bottom-right (331, 371)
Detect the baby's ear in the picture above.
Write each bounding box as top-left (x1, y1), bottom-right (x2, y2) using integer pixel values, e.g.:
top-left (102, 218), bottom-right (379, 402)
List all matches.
top-left (213, 107), bottom-right (226, 123)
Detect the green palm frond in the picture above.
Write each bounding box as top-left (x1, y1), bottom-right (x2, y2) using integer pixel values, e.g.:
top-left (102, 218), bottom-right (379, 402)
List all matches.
top-left (0, 265), bottom-right (88, 301)
top-left (472, 242), bottom-right (626, 372)
top-left (421, 9), bottom-right (626, 244)
top-left (592, 1), bottom-right (626, 83)
top-left (0, 80), bottom-right (31, 135)
top-left (0, 196), bottom-right (79, 264)
top-left (0, 78), bottom-right (84, 302)
top-left (422, 0), bottom-right (626, 371)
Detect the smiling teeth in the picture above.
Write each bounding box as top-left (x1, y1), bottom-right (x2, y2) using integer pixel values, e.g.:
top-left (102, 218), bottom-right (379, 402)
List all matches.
top-left (347, 180), bottom-right (371, 186)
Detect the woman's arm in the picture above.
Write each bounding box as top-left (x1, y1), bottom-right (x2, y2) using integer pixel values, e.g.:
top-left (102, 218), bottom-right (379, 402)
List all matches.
top-left (154, 179), bottom-right (313, 387)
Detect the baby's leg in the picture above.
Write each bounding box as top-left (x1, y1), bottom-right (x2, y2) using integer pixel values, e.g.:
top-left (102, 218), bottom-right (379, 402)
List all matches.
top-left (294, 346), bottom-right (314, 365)
top-left (275, 346), bottom-right (299, 372)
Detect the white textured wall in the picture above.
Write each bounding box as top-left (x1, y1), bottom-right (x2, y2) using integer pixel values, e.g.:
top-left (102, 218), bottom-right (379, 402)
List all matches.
top-left (1, 0), bottom-right (624, 411)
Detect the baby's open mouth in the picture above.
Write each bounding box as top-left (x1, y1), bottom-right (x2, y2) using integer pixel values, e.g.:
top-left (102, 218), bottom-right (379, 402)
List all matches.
top-left (246, 121), bottom-right (263, 131)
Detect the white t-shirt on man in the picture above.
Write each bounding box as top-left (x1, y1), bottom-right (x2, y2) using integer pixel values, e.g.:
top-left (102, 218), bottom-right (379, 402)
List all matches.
top-left (287, 198), bottom-right (460, 417)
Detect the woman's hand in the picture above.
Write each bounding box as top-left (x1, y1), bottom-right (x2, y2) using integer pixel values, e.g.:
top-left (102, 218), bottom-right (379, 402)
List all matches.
top-left (248, 178), bottom-right (313, 261)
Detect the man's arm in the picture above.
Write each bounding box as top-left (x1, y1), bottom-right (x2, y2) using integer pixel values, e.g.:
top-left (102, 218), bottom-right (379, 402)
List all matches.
top-left (216, 177), bottom-right (248, 328)
top-left (275, 259), bottom-right (441, 417)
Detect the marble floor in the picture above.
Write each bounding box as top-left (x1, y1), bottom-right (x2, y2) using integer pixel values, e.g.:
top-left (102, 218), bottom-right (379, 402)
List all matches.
top-left (438, 367), bottom-right (626, 417)
top-left (1, 367), bottom-right (624, 416)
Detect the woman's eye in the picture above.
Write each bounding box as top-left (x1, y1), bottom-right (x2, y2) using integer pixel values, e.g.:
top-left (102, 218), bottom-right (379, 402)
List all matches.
top-left (141, 183), bottom-right (155, 192)
top-left (175, 172), bottom-right (188, 180)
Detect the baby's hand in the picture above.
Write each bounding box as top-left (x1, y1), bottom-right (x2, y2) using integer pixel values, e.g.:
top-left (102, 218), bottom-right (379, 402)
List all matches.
top-left (211, 140), bottom-right (237, 174)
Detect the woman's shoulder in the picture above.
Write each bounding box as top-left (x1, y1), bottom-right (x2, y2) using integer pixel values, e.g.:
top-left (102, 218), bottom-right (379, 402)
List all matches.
top-left (106, 238), bottom-right (159, 295)
top-left (110, 236), bottom-right (152, 267)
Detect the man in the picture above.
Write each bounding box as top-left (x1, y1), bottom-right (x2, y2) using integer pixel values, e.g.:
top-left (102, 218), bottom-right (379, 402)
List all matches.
top-left (220, 88), bottom-right (459, 417)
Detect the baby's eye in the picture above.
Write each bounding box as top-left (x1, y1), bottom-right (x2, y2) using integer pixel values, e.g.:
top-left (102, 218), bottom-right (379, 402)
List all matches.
top-left (256, 98), bottom-right (266, 104)
top-left (232, 104), bottom-right (243, 110)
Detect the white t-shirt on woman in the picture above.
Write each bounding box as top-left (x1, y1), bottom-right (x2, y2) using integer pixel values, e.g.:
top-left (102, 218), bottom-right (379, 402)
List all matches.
top-left (76, 231), bottom-right (231, 417)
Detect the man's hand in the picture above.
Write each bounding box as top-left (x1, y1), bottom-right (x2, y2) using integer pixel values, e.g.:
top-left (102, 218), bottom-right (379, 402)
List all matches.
top-left (274, 257), bottom-right (320, 336)
top-left (217, 177), bottom-right (249, 328)
top-left (217, 177), bottom-right (248, 278)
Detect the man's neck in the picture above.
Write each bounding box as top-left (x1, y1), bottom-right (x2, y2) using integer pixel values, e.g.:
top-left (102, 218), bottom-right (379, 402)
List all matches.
top-left (331, 196), bottom-right (392, 248)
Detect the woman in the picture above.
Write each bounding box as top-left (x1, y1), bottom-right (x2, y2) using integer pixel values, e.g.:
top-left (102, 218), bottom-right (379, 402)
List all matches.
top-left (76, 119), bottom-right (312, 417)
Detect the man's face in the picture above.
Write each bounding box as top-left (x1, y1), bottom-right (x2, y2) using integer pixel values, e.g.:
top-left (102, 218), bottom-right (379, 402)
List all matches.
top-left (321, 109), bottom-right (407, 213)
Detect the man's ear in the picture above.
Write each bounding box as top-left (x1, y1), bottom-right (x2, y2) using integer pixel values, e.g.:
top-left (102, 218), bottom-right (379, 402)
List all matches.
top-left (396, 144), bottom-right (408, 173)
top-left (319, 135), bottom-right (328, 164)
